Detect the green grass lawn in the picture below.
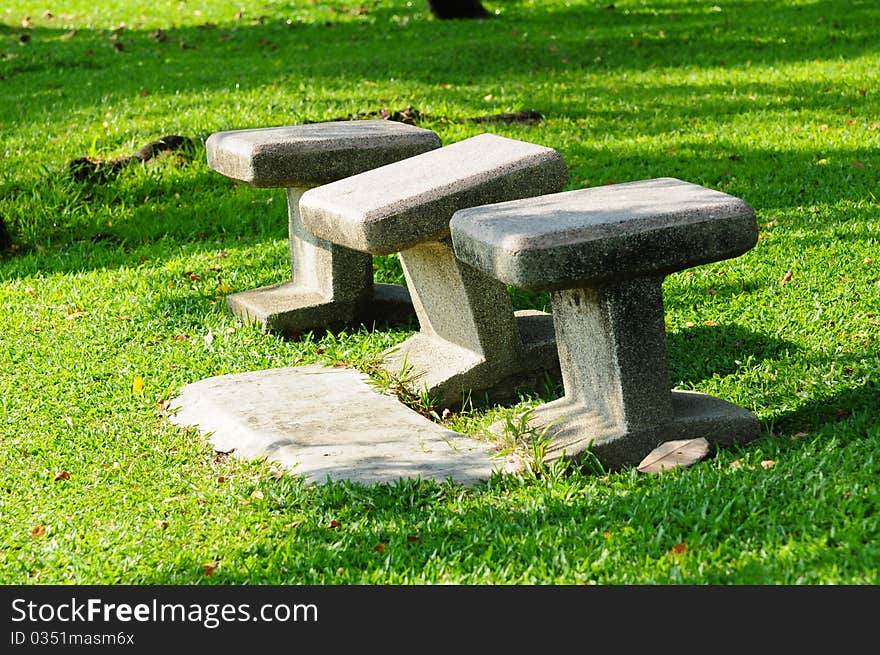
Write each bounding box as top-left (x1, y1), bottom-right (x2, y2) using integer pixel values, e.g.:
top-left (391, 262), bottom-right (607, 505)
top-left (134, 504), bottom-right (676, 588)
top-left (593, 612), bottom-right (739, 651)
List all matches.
top-left (1, 0), bottom-right (878, 584)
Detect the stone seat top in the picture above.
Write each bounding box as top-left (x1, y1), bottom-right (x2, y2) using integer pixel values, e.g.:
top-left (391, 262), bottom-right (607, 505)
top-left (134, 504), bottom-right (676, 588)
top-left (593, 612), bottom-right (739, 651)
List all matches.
top-left (298, 133), bottom-right (569, 255)
top-left (449, 177), bottom-right (758, 292)
top-left (205, 120), bottom-right (441, 188)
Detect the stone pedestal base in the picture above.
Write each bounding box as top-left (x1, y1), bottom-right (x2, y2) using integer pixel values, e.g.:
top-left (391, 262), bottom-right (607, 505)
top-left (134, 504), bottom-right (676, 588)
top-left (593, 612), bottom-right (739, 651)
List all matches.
top-left (381, 309), bottom-right (560, 409)
top-left (227, 281), bottom-right (415, 336)
top-left (491, 389), bottom-right (760, 471)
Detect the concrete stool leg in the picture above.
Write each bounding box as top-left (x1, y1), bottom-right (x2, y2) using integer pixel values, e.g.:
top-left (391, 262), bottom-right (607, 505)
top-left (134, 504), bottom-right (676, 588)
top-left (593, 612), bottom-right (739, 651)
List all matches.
top-left (228, 187), bottom-right (404, 336)
top-left (550, 279), bottom-right (672, 432)
top-left (381, 240), bottom-right (555, 408)
top-left (523, 277), bottom-right (758, 468)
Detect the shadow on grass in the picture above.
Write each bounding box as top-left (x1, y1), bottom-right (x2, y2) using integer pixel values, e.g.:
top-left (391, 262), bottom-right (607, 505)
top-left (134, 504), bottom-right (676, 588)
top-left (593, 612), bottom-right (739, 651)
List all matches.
top-left (2, 0), bottom-right (878, 123)
top-left (127, 429), bottom-right (880, 585)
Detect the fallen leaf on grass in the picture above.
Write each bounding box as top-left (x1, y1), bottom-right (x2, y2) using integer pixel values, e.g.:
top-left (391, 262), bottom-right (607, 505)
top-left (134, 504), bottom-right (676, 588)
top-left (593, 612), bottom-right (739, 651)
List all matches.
top-left (30, 525), bottom-right (46, 539)
top-left (156, 399), bottom-right (171, 415)
top-left (327, 520), bottom-right (341, 529)
top-left (780, 270), bottom-right (793, 286)
top-left (285, 520), bottom-right (302, 529)
top-left (669, 542), bottom-right (688, 557)
top-left (132, 375), bottom-right (144, 395)
top-left (374, 543), bottom-right (387, 553)
top-left (760, 460), bottom-right (776, 469)
top-left (202, 561), bottom-right (219, 576)
top-left (155, 520), bottom-right (168, 529)
top-left (637, 438), bottom-right (710, 473)
top-left (249, 489), bottom-right (264, 500)
top-left (54, 471), bottom-right (70, 481)
top-left (65, 307), bottom-right (84, 319)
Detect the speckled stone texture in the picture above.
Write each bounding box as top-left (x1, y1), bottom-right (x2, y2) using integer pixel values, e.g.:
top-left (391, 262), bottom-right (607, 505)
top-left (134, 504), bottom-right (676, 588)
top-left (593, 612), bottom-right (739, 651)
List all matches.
top-left (450, 177), bottom-right (761, 469)
top-left (299, 133), bottom-right (570, 408)
top-left (206, 121), bottom-right (441, 336)
top-left (168, 365), bottom-right (506, 485)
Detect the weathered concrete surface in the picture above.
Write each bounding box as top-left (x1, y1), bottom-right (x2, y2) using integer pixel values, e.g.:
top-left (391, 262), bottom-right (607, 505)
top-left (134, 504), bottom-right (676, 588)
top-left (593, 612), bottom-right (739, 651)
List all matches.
top-left (167, 365), bottom-right (505, 485)
top-left (299, 133), bottom-right (570, 254)
top-left (206, 120), bottom-right (441, 188)
top-left (449, 177), bottom-right (758, 292)
top-left (206, 121), bottom-right (441, 336)
top-left (298, 134), bottom-right (569, 408)
top-left (453, 178), bottom-right (761, 469)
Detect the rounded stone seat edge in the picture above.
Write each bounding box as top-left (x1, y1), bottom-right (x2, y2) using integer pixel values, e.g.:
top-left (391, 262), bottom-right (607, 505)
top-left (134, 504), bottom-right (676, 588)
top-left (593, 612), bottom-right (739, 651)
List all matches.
top-left (298, 142), bottom-right (570, 255)
top-left (449, 178), bottom-right (759, 292)
top-left (205, 120), bottom-right (442, 188)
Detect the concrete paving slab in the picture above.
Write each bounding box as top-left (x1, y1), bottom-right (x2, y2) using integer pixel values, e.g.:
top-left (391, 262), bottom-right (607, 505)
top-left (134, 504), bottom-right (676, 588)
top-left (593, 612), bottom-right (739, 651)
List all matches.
top-left (167, 365), bottom-right (506, 485)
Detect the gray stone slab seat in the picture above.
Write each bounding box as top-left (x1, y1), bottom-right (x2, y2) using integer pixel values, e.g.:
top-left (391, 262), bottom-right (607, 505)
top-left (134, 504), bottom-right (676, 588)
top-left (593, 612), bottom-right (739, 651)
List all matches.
top-left (449, 177), bottom-right (762, 469)
top-left (298, 133), bottom-right (570, 409)
top-left (206, 120), bottom-right (441, 336)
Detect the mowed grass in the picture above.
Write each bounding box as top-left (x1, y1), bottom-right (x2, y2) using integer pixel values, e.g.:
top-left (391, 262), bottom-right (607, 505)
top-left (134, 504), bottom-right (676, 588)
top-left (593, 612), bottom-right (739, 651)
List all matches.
top-left (0, 0), bottom-right (878, 584)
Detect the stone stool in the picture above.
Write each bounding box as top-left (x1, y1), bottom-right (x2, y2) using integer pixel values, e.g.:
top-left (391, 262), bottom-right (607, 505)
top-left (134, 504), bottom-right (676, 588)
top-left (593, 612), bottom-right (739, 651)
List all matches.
top-left (206, 120), bottom-right (441, 336)
top-left (449, 177), bottom-right (761, 469)
top-left (299, 133), bottom-right (570, 409)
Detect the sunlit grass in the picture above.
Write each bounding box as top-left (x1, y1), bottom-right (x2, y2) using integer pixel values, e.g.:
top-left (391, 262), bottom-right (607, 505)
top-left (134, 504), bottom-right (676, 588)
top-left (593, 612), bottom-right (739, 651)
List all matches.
top-left (0, 0), bottom-right (878, 584)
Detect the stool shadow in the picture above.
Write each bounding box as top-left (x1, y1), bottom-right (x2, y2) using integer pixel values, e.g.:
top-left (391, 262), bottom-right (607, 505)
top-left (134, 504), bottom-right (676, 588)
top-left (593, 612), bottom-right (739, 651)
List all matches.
top-left (666, 324), bottom-right (795, 387)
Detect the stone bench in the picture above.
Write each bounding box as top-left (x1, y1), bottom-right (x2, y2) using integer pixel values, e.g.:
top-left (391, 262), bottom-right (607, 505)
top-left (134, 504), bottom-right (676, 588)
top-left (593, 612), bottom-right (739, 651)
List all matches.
top-left (206, 120), bottom-right (441, 336)
top-left (449, 177), bottom-right (761, 469)
top-left (298, 133), bottom-right (570, 409)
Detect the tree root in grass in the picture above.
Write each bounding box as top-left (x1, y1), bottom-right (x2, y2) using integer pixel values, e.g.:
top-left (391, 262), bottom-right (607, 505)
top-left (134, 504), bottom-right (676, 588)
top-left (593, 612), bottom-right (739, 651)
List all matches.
top-left (68, 135), bottom-right (195, 182)
top-left (306, 106), bottom-right (544, 127)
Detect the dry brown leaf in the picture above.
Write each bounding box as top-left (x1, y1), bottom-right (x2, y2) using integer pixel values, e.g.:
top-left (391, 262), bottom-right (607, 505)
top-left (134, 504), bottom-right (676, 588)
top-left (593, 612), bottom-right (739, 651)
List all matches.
top-left (637, 438), bottom-right (710, 473)
top-left (285, 520), bottom-right (302, 529)
top-left (761, 459), bottom-right (776, 469)
top-left (54, 471), bottom-right (70, 481)
top-left (670, 542), bottom-right (688, 556)
top-left (202, 561), bottom-right (219, 576)
top-left (249, 489), bottom-right (264, 500)
top-left (780, 270), bottom-right (794, 286)
top-left (155, 520), bottom-right (168, 529)
top-left (327, 520), bottom-right (342, 529)
top-left (30, 524), bottom-right (46, 539)
top-left (374, 543), bottom-right (387, 553)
